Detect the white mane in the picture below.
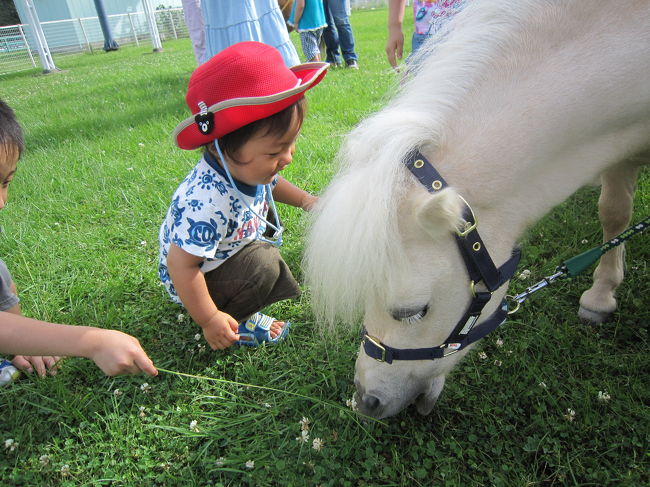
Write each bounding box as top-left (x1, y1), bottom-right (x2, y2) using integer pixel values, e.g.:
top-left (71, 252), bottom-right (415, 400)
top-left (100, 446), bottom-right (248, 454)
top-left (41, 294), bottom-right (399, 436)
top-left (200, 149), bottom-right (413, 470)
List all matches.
top-left (303, 0), bottom-right (573, 325)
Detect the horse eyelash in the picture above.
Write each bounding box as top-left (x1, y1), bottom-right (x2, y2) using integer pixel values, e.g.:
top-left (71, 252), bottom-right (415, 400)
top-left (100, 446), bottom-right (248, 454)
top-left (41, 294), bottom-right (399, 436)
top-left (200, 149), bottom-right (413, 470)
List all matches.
top-left (393, 305), bottom-right (429, 325)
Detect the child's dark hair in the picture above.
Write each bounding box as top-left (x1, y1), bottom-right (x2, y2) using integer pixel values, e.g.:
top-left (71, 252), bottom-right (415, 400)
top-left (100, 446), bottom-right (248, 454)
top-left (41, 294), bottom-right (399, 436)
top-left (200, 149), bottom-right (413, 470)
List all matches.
top-left (214, 98), bottom-right (306, 159)
top-left (0, 99), bottom-right (24, 159)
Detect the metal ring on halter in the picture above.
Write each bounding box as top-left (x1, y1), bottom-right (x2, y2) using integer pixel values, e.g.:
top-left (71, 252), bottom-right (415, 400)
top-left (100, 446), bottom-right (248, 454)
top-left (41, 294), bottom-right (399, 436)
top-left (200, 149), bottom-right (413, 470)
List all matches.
top-left (505, 295), bottom-right (521, 314)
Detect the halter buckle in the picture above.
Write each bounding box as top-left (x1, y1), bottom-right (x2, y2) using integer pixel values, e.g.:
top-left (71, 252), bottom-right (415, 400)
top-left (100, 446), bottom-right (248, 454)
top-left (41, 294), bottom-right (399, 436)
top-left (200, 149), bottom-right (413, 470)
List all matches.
top-left (364, 335), bottom-right (386, 362)
top-left (441, 343), bottom-right (462, 356)
top-left (455, 195), bottom-right (478, 237)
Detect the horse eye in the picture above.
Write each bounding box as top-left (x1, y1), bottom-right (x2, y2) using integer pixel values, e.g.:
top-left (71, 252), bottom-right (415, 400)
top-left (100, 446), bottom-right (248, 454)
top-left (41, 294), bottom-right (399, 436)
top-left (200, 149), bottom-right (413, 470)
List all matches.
top-left (390, 305), bottom-right (429, 325)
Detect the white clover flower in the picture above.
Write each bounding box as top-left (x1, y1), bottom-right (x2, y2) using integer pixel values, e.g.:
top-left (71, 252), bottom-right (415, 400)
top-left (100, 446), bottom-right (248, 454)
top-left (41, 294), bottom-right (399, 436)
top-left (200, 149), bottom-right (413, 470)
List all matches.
top-left (39, 454), bottom-right (50, 466)
top-left (245, 460), bottom-right (255, 470)
top-left (296, 429), bottom-right (310, 443)
top-left (138, 142), bottom-right (145, 147)
top-left (345, 396), bottom-right (358, 411)
top-left (177, 313), bottom-right (185, 323)
top-left (139, 406), bottom-right (146, 418)
top-left (563, 408), bottom-right (576, 422)
top-left (140, 382), bottom-right (151, 393)
top-left (263, 403), bottom-right (272, 408)
top-left (299, 416), bottom-right (310, 431)
top-left (581, 239), bottom-right (588, 244)
top-left (494, 360), bottom-right (502, 367)
top-left (193, 333), bottom-right (201, 341)
top-left (598, 390), bottom-right (611, 402)
top-left (312, 438), bottom-right (323, 452)
top-left (538, 381), bottom-right (547, 389)
top-left (215, 457), bottom-right (225, 467)
top-left (495, 338), bottom-right (504, 348)
top-left (518, 269), bottom-right (531, 280)
top-left (478, 352), bottom-right (488, 360)
top-left (60, 464), bottom-right (70, 476)
top-left (126, 167), bottom-right (134, 171)
top-left (4, 439), bottom-right (14, 449)
top-left (139, 240), bottom-right (147, 246)
top-left (189, 420), bottom-right (199, 432)
top-left (113, 389), bottom-right (122, 396)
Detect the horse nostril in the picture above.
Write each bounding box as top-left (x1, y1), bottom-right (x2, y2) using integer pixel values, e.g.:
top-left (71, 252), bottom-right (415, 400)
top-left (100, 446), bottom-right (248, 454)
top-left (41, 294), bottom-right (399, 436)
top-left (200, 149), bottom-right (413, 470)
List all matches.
top-left (362, 394), bottom-right (381, 411)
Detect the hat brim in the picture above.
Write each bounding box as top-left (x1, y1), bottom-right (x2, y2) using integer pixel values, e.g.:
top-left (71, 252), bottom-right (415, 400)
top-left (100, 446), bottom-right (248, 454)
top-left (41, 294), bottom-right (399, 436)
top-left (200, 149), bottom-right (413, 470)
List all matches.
top-left (173, 61), bottom-right (329, 150)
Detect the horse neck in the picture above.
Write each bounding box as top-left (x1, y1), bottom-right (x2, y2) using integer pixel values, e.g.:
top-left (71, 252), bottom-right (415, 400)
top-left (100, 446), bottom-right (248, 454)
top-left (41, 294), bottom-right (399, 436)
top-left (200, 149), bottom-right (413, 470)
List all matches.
top-left (425, 3), bottom-right (650, 257)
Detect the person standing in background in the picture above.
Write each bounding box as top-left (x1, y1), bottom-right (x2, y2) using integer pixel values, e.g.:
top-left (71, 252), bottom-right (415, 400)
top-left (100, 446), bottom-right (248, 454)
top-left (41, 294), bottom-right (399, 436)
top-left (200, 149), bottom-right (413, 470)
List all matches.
top-left (201, 0), bottom-right (300, 67)
top-left (181, 0), bottom-right (205, 64)
top-left (322, 0), bottom-right (359, 69)
top-left (386, 0), bottom-right (467, 69)
top-left (288, 0), bottom-right (327, 62)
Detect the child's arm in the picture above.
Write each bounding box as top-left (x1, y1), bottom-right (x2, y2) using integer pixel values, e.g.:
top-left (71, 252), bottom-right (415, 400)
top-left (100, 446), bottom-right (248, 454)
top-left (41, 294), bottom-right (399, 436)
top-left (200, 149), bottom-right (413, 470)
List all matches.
top-left (166, 244), bottom-right (240, 350)
top-left (0, 312), bottom-right (157, 376)
top-left (272, 176), bottom-right (318, 211)
top-left (386, 0), bottom-right (408, 68)
top-left (293, 0), bottom-right (305, 29)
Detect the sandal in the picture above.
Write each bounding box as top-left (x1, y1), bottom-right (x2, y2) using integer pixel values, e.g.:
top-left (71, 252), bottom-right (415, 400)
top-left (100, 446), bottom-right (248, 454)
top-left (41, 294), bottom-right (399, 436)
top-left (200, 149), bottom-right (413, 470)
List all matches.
top-left (236, 312), bottom-right (291, 347)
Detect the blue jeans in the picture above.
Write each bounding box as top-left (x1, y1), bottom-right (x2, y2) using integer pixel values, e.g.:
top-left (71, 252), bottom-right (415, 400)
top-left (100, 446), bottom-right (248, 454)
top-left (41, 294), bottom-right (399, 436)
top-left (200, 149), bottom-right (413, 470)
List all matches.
top-left (323, 0), bottom-right (357, 63)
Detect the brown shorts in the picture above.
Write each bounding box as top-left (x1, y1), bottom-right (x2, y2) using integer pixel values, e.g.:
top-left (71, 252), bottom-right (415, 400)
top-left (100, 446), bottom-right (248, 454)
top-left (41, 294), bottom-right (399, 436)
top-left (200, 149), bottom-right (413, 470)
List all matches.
top-left (203, 241), bottom-right (300, 322)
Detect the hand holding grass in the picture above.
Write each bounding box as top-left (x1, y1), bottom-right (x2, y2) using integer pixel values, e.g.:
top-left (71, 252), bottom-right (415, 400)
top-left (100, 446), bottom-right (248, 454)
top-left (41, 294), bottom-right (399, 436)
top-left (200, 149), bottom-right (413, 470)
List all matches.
top-left (0, 312), bottom-right (157, 377)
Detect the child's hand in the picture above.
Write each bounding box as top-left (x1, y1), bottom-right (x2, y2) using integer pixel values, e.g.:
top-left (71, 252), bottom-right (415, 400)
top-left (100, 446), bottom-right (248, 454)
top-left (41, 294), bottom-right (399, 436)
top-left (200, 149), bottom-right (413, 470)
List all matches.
top-left (201, 311), bottom-right (240, 350)
top-left (86, 329), bottom-right (158, 376)
top-left (12, 355), bottom-right (61, 377)
top-left (301, 194), bottom-right (319, 211)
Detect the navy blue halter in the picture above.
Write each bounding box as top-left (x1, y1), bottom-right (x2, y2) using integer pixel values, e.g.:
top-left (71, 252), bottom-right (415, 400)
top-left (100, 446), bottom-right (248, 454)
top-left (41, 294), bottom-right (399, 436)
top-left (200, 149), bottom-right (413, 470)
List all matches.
top-left (362, 151), bottom-right (521, 364)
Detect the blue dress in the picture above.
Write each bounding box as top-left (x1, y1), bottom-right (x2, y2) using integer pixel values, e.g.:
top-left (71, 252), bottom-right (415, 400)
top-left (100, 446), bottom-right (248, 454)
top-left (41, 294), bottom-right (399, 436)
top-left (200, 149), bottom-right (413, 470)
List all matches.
top-left (201, 0), bottom-right (300, 67)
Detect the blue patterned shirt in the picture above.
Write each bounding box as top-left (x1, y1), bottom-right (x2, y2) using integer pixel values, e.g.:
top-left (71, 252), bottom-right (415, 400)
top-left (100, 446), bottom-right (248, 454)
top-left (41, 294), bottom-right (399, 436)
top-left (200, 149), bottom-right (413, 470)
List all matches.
top-left (158, 151), bottom-right (277, 303)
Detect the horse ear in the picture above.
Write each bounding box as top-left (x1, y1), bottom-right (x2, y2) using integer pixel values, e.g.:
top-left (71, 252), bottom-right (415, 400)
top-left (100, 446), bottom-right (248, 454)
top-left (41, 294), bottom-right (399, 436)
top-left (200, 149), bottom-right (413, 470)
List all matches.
top-left (415, 188), bottom-right (465, 239)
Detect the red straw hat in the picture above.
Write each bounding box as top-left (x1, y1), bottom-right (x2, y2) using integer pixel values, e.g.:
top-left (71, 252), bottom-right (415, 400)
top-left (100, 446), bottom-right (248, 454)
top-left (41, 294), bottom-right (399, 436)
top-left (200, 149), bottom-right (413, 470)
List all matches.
top-left (173, 41), bottom-right (328, 150)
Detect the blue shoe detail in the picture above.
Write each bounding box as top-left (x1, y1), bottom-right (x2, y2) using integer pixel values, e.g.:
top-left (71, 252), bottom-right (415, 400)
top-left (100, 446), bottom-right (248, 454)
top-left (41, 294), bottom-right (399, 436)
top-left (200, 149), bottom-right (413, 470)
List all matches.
top-left (236, 312), bottom-right (291, 347)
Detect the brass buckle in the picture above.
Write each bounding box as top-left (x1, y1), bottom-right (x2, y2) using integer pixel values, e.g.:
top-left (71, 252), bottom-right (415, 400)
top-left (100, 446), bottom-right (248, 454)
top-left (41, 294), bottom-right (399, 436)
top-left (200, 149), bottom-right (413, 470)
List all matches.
top-left (364, 335), bottom-right (386, 362)
top-left (441, 343), bottom-right (461, 357)
top-left (456, 195), bottom-right (478, 237)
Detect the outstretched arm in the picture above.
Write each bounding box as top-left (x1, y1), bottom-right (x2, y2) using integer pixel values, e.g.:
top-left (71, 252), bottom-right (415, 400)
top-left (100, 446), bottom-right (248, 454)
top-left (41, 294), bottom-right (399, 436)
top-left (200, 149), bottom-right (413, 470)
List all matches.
top-left (0, 312), bottom-right (157, 376)
top-left (166, 244), bottom-right (240, 350)
top-left (272, 176), bottom-right (318, 211)
top-left (386, 0), bottom-right (408, 68)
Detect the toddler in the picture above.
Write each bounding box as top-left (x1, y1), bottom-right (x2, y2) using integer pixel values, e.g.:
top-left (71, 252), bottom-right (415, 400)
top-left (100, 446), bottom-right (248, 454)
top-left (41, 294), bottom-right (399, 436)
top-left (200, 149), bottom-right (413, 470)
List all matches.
top-left (159, 41), bottom-right (327, 350)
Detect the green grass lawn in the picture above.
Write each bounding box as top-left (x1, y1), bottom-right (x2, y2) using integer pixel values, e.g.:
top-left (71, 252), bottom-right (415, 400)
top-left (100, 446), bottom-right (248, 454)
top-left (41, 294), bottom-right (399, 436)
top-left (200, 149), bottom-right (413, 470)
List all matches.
top-left (0, 8), bottom-right (648, 486)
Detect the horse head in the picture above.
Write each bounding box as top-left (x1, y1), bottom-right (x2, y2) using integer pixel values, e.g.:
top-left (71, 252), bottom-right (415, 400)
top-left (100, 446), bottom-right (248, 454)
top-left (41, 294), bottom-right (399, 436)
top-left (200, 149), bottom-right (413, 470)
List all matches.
top-left (305, 0), bottom-right (650, 419)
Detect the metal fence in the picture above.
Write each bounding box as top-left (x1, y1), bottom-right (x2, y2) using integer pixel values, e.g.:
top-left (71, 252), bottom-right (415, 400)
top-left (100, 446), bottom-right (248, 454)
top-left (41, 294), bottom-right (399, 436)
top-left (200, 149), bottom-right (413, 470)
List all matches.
top-left (0, 7), bottom-right (187, 76)
top-left (0, 3), bottom-right (393, 76)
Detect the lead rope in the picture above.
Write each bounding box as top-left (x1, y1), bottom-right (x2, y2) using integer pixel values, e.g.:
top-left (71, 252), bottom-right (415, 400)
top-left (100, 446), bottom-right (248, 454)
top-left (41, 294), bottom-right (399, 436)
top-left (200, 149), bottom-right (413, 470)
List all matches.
top-left (507, 215), bottom-right (650, 313)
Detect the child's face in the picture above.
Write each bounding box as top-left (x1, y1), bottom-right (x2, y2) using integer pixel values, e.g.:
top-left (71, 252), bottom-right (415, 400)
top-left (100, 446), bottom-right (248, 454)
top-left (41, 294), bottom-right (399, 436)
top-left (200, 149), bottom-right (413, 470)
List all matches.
top-left (0, 144), bottom-right (18, 210)
top-left (225, 111), bottom-right (301, 186)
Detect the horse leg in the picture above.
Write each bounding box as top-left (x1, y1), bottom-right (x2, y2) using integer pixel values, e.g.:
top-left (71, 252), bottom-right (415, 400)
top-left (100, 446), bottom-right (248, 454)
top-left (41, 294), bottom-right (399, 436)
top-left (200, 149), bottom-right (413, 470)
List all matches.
top-left (578, 159), bottom-right (641, 323)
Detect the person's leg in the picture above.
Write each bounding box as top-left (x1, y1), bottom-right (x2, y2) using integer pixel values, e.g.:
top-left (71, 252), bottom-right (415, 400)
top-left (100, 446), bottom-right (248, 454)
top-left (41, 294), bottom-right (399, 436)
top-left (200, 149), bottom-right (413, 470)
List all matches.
top-left (181, 0), bottom-right (205, 64)
top-left (300, 31), bottom-right (321, 62)
top-left (328, 0), bottom-right (357, 64)
top-left (203, 241), bottom-right (300, 323)
top-left (322, 0), bottom-right (341, 65)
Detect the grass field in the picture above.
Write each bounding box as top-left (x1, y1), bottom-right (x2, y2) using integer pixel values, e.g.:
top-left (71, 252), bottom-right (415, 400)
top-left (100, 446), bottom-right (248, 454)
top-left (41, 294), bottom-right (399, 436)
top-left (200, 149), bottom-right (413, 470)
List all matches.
top-left (0, 8), bottom-right (648, 487)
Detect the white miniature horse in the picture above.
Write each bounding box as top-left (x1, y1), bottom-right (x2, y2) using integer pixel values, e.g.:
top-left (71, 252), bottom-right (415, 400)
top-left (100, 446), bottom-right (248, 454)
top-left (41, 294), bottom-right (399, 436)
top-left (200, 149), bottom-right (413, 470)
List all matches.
top-left (304, 0), bottom-right (649, 419)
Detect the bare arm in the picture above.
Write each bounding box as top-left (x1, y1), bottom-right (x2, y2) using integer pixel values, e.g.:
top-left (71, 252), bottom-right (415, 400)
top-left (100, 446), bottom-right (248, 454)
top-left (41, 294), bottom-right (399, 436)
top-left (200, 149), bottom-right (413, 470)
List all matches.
top-left (272, 176), bottom-right (318, 210)
top-left (293, 0), bottom-right (305, 29)
top-left (166, 243), bottom-right (240, 349)
top-left (386, 0), bottom-right (408, 68)
top-left (0, 312), bottom-right (157, 376)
